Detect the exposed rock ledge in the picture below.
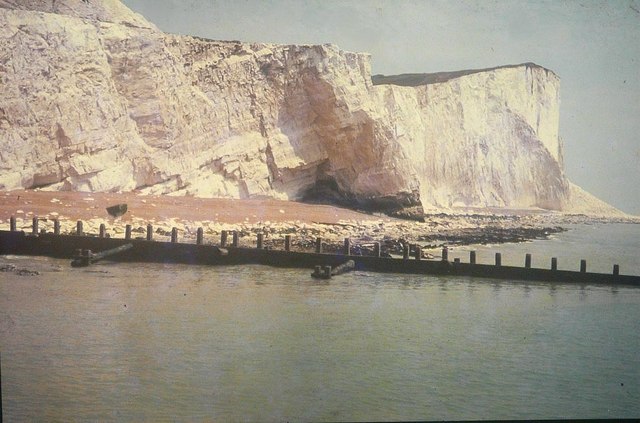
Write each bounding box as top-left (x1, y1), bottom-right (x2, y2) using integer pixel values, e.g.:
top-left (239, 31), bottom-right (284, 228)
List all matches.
top-left (0, 0), bottom-right (625, 217)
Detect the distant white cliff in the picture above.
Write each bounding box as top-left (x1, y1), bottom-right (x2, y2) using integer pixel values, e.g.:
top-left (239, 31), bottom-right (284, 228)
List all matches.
top-left (0, 0), bottom-right (624, 216)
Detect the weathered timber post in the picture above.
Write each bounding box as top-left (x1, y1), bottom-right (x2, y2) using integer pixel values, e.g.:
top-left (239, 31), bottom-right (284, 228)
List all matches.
top-left (323, 265), bottom-right (332, 279)
top-left (221, 230), bottom-right (228, 247)
top-left (10, 216), bottom-right (16, 232)
top-left (32, 217), bottom-right (38, 235)
top-left (580, 259), bottom-right (587, 273)
top-left (415, 246), bottom-right (422, 260)
top-left (146, 224), bottom-right (153, 241)
top-left (373, 242), bottom-right (380, 258)
top-left (613, 264), bottom-right (620, 276)
top-left (171, 228), bottom-right (178, 243)
top-left (76, 221), bottom-right (84, 236)
top-left (284, 235), bottom-right (291, 252)
top-left (495, 252), bottom-right (502, 266)
top-left (551, 257), bottom-right (558, 271)
top-left (525, 253), bottom-right (532, 269)
top-left (196, 228), bottom-right (203, 245)
top-left (313, 265), bottom-right (322, 277)
top-left (442, 246), bottom-right (449, 261)
top-left (344, 238), bottom-right (351, 256)
top-left (232, 231), bottom-right (239, 247)
top-left (257, 233), bottom-right (264, 249)
top-left (315, 237), bottom-right (322, 254)
top-left (470, 250), bottom-right (476, 265)
top-left (53, 219), bottom-right (60, 235)
top-left (72, 249), bottom-right (93, 267)
top-left (99, 224), bottom-right (106, 238)
top-left (403, 243), bottom-right (410, 260)
top-left (125, 224), bottom-right (132, 240)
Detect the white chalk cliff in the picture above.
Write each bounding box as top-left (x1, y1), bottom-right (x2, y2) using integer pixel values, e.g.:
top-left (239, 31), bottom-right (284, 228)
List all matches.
top-left (0, 0), bottom-right (623, 216)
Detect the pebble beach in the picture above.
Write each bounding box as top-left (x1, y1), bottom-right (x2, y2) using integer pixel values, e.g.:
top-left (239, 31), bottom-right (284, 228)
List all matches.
top-left (1, 190), bottom-right (637, 256)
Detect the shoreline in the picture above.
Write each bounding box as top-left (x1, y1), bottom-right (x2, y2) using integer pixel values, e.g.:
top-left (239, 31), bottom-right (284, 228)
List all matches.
top-left (1, 190), bottom-right (638, 255)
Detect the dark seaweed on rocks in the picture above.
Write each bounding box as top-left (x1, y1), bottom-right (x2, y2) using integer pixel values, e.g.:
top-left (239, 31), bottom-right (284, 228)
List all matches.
top-left (416, 226), bottom-right (566, 246)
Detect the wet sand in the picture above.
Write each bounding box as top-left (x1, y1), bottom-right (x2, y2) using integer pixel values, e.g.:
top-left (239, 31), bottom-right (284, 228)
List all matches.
top-left (0, 190), bottom-right (389, 225)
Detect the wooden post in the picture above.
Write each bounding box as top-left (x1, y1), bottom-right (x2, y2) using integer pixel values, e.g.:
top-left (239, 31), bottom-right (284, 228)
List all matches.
top-left (613, 264), bottom-right (620, 276)
top-left (314, 265), bottom-right (322, 277)
top-left (53, 219), bottom-right (60, 235)
top-left (257, 233), bottom-right (264, 249)
top-left (10, 216), bottom-right (16, 232)
top-left (232, 231), bottom-right (239, 247)
top-left (99, 224), bottom-right (106, 238)
top-left (196, 228), bottom-right (204, 245)
top-left (344, 238), bottom-right (351, 256)
top-left (323, 265), bottom-right (332, 279)
top-left (403, 243), bottom-right (410, 260)
top-left (76, 221), bottom-right (84, 236)
top-left (221, 230), bottom-right (228, 247)
top-left (125, 224), bottom-right (132, 240)
top-left (171, 227), bottom-right (178, 243)
top-left (525, 253), bottom-right (532, 268)
top-left (442, 246), bottom-right (448, 261)
top-left (551, 257), bottom-right (558, 271)
top-left (470, 250), bottom-right (476, 265)
top-left (495, 252), bottom-right (502, 266)
top-left (373, 242), bottom-right (380, 258)
top-left (284, 235), bottom-right (291, 252)
top-left (32, 217), bottom-right (38, 235)
top-left (72, 249), bottom-right (93, 268)
top-left (414, 246), bottom-right (422, 261)
top-left (315, 237), bottom-right (322, 254)
top-left (580, 259), bottom-right (587, 273)
top-left (146, 224), bottom-right (153, 241)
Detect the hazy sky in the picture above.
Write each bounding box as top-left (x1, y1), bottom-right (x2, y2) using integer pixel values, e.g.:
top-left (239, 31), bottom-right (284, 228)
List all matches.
top-left (123, 0), bottom-right (640, 214)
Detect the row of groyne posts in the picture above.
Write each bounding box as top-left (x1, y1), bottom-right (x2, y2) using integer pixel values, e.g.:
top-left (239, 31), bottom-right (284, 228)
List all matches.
top-left (6, 216), bottom-right (623, 277)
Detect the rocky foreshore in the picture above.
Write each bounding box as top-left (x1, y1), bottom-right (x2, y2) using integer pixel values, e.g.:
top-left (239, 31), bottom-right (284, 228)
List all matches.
top-left (2, 190), bottom-right (638, 258)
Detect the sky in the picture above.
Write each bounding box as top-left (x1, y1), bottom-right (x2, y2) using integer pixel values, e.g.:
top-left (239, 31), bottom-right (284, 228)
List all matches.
top-left (123, 0), bottom-right (640, 215)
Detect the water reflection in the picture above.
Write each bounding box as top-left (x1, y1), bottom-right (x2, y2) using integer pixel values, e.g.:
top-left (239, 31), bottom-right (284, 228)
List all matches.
top-left (438, 278), bottom-right (448, 293)
top-left (579, 285), bottom-right (588, 301)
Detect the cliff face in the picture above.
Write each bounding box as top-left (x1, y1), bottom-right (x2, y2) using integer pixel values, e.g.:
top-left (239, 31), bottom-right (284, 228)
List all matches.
top-left (374, 66), bottom-right (566, 210)
top-left (0, 1), bottom-right (620, 215)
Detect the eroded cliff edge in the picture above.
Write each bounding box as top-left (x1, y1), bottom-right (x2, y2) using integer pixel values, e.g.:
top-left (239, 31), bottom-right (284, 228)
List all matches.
top-left (0, 1), bottom-right (622, 216)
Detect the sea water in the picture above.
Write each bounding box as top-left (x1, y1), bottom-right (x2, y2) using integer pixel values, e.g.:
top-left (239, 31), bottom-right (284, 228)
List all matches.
top-left (1, 223), bottom-right (639, 421)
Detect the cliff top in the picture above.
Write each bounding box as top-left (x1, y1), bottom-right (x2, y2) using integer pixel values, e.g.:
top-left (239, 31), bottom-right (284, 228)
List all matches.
top-left (0, 0), bottom-right (155, 29)
top-left (372, 62), bottom-right (556, 87)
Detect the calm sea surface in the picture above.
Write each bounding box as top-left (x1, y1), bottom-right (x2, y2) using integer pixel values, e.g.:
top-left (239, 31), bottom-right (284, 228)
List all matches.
top-left (1, 223), bottom-right (639, 421)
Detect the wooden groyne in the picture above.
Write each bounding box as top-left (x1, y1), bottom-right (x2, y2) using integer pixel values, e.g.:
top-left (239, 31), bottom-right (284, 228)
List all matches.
top-left (1, 217), bottom-right (639, 286)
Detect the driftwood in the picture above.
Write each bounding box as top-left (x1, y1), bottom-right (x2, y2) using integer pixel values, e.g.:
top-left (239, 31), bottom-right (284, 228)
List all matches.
top-left (311, 260), bottom-right (355, 279)
top-left (71, 243), bottom-right (133, 267)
